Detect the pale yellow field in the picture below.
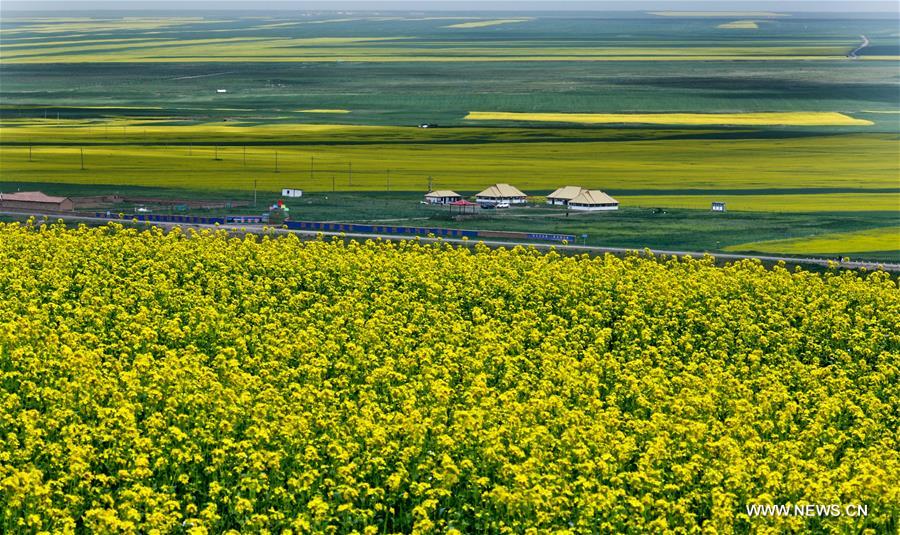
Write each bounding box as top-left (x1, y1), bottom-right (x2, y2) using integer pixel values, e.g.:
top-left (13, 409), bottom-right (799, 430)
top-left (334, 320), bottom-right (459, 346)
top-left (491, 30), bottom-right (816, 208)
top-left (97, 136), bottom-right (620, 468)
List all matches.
top-left (11, 55), bottom-right (891, 63)
top-left (3, 29), bottom-right (870, 64)
top-left (444, 19), bottom-right (531, 29)
top-left (465, 111), bottom-right (874, 126)
top-left (0, 18), bottom-right (228, 35)
top-left (718, 21), bottom-right (760, 29)
top-left (296, 109), bottom-right (350, 114)
top-left (725, 227), bottom-right (900, 254)
top-left (649, 11), bottom-right (787, 17)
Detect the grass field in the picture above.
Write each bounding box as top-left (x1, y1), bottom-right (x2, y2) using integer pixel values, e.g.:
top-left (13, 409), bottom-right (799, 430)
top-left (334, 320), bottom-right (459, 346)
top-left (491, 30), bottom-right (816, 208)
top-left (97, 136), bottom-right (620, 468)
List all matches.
top-left (1, 14), bottom-right (896, 65)
top-left (3, 184), bottom-right (899, 261)
top-left (617, 194), bottom-right (900, 212)
top-left (717, 20), bottom-right (762, 29)
top-left (464, 111), bottom-right (874, 126)
top-left (726, 226), bottom-right (900, 254)
top-left (0, 10), bottom-right (897, 258)
top-left (1, 123), bottom-right (898, 208)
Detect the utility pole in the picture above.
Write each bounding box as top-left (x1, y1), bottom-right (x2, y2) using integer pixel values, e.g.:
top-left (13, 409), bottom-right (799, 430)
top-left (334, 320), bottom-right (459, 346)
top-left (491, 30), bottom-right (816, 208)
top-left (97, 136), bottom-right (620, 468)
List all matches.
top-left (189, 143), bottom-right (192, 156)
top-left (332, 175), bottom-right (335, 192)
top-left (253, 178), bottom-right (257, 208)
top-left (348, 161), bottom-right (352, 187)
top-left (214, 145), bottom-right (219, 160)
top-left (243, 146), bottom-right (246, 167)
top-left (428, 175), bottom-right (433, 192)
top-left (80, 147), bottom-right (84, 170)
top-left (275, 151), bottom-right (279, 173)
top-left (387, 168), bottom-right (391, 191)
top-left (28, 145), bottom-right (32, 162)
top-left (310, 155), bottom-right (314, 182)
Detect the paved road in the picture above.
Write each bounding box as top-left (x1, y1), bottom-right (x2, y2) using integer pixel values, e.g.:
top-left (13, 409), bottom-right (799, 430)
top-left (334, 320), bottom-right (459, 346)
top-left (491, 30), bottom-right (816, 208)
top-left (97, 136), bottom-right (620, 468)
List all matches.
top-left (4, 210), bottom-right (899, 272)
top-left (848, 35), bottom-right (869, 59)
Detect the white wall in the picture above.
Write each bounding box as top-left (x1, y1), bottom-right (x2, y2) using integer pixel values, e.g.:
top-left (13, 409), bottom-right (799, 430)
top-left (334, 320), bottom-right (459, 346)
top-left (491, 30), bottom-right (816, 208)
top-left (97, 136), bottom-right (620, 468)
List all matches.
top-left (569, 204), bottom-right (618, 211)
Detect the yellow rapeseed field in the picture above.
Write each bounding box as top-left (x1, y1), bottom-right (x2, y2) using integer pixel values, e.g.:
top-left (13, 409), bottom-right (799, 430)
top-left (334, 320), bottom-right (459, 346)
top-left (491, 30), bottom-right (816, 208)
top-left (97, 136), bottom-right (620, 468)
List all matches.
top-left (1, 221), bottom-right (898, 533)
top-left (464, 111), bottom-right (874, 126)
top-left (443, 19), bottom-right (531, 29)
top-left (726, 226), bottom-right (900, 254)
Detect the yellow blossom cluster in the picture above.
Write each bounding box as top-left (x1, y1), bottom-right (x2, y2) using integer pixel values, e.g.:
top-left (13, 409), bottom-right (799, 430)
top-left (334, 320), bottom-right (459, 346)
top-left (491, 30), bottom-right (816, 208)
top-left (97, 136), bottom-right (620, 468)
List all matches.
top-left (0, 221), bottom-right (898, 534)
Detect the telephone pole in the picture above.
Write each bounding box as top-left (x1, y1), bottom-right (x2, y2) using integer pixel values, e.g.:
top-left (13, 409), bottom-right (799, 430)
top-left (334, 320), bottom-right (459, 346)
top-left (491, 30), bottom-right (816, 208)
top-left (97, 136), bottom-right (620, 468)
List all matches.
top-left (275, 151), bottom-right (279, 173)
top-left (28, 145), bottom-right (32, 162)
top-left (80, 147), bottom-right (84, 170)
top-left (310, 155), bottom-right (314, 182)
top-left (253, 178), bottom-right (257, 208)
top-left (348, 161), bottom-right (352, 187)
top-left (386, 168), bottom-right (391, 191)
top-left (243, 146), bottom-right (246, 167)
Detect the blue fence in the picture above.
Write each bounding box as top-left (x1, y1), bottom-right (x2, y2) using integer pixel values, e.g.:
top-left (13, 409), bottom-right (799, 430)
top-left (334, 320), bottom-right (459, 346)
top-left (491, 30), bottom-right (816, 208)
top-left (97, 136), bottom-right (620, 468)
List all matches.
top-left (285, 220), bottom-right (480, 239)
top-left (95, 213), bottom-right (225, 225)
top-left (526, 233), bottom-right (575, 243)
top-left (93, 213), bottom-right (574, 243)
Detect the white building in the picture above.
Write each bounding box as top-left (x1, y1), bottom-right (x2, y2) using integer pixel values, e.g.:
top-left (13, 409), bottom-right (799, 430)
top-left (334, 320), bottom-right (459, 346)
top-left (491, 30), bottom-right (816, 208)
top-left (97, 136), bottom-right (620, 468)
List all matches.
top-left (567, 190), bottom-right (619, 211)
top-left (424, 190), bottom-right (462, 205)
top-left (547, 186), bottom-right (587, 206)
top-left (475, 183), bottom-right (527, 206)
top-left (282, 188), bottom-right (303, 198)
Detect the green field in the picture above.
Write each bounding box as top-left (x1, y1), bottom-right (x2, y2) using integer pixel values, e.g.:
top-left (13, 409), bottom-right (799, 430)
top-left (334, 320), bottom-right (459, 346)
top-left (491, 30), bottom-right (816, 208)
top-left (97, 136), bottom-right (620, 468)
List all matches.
top-left (2, 183), bottom-right (898, 262)
top-left (1, 123), bottom-right (897, 208)
top-left (726, 226), bottom-right (900, 255)
top-left (0, 10), bottom-right (897, 259)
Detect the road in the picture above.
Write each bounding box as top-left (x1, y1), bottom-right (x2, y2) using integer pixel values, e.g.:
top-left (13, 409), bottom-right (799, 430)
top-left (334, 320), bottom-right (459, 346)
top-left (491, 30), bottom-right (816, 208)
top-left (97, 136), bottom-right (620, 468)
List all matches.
top-left (848, 35), bottom-right (869, 59)
top-left (3, 210), bottom-right (899, 272)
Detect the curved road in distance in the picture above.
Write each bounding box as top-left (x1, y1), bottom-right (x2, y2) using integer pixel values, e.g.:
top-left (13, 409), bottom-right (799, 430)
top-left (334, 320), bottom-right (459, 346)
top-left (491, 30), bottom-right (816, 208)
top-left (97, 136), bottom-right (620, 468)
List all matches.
top-left (848, 35), bottom-right (870, 59)
top-left (3, 210), bottom-right (899, 273)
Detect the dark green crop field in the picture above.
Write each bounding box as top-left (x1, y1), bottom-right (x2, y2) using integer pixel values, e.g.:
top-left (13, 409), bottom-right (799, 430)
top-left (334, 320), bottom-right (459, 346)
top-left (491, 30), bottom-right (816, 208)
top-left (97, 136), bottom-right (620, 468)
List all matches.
top-left (2, 11), bottom-right (899, 127)
top-left (0, 10), bottom-right (898, 257)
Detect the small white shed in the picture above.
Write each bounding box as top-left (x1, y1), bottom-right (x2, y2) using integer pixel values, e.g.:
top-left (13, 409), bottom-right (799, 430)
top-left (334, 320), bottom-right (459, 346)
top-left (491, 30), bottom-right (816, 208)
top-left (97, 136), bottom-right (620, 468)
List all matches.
top-left (282, 188), bottom-right (303, 198)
